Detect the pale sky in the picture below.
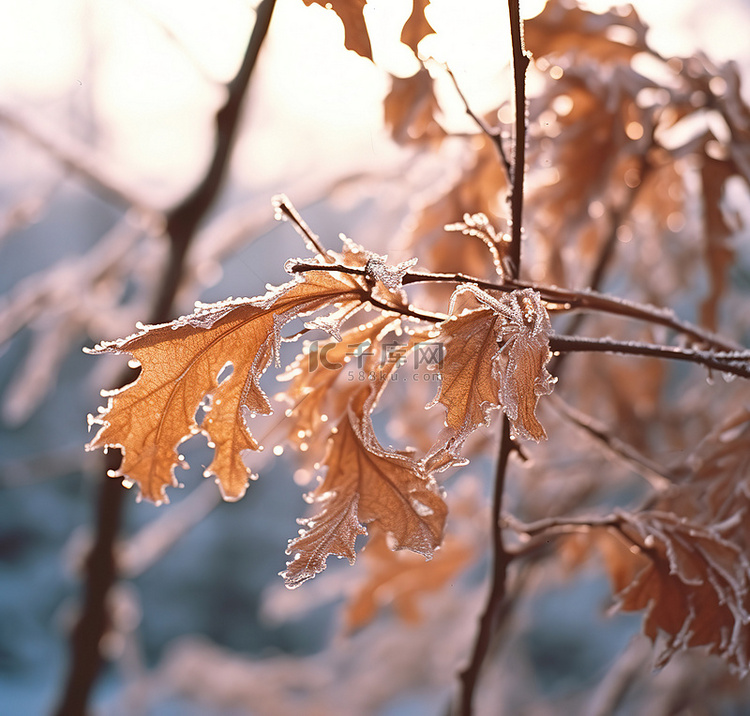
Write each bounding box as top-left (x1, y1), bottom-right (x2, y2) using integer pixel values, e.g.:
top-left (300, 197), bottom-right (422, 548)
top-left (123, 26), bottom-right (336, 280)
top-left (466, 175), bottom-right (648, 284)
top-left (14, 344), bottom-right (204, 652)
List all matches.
top-left (0, 0), bottom-right (748, 205)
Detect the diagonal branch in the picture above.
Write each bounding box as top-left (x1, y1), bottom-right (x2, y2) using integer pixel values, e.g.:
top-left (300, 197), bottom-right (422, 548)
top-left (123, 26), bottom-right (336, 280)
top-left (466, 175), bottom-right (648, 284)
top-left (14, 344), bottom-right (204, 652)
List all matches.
top-left (445, 67), bottom-right (511, 178)
top-left (53, 3), bottom-right (277, 714)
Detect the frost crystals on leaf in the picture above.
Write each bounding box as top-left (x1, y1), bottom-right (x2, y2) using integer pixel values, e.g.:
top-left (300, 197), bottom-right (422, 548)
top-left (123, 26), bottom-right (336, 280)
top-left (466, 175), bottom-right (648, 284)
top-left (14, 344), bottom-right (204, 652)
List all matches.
top-left (429, 284), bottom-right (554, 455)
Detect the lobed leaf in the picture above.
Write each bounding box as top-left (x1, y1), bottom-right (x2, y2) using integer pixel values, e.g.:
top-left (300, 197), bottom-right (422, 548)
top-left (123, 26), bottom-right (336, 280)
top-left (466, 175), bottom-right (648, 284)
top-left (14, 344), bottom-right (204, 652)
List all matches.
top-left (86, 271), bottom-right (366, 503)
top-left (602, 509), bottom-right (750, 675)
top-left (282, 329), bottom-right (446, 588)
top-left (429, 285), bottom-right (554, 453)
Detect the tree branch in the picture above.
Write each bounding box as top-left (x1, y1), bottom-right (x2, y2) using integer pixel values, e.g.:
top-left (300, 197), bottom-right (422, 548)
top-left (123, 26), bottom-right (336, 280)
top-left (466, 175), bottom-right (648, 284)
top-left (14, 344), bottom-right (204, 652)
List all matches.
top-left (458, 417), bottom-right (514, 715)
top-left (506, 0), bottom-right (529, 278)
top-left (549, 334), bottom-right (750, 379)
top-left (445, 67), bottom-right (511, 178)
top-left (456, 4), bottom-right (529, 714)
top-left (53, 3), bottom-right (277, 714)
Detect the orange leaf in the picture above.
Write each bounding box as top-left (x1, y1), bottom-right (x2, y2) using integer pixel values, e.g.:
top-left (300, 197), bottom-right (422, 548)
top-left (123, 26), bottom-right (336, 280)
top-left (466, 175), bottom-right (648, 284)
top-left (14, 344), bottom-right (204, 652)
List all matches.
top-left (430, 285), bottom-right (554, 450)
top-left (278, 315), bottom-right (400, 452)
top-left (282, 412), bottom-right (447, 588)
top-left (343, 529), bottom-right (475, 631)
top-left (598, 510), bottom-right (750, 674)
top-left (86, 271), bottom-right (365, 503)
top-left (400, 0), bottom-right (434, 55)
top-left (303, 0), bottom-right (372, 60)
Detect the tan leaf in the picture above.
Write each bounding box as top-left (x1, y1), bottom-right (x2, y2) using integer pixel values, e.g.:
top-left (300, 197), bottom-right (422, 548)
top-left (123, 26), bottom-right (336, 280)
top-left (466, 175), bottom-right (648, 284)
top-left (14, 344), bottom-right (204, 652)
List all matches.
top-left (343, 528), bottom-right (475, 631)
top-left (384, 68), bottom-right (445, 146)
top-left (405, 136), bottom-right (509, 282)
top-left (699, 156), bottom-right (735, 331)
top-left (598, 510), bottom-right (750, 675)
top-left (278, 315), bottom-right (400, 452)
top-left (430, 285), bottom-right (554, 449)
top-left (86, 271), bottom-right (366, 503)
top-left (303, 0), bottom-right (372, 60)
top-left (400, 0), bottom-right (434, 55)
top-left (282, 412), bottom-right (447, 588)
top-left (524, 0), bottom-right (650, 65)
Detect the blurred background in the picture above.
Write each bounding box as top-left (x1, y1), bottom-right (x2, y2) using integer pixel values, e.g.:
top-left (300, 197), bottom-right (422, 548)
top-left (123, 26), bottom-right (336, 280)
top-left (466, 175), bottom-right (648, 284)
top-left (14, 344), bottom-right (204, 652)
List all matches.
top-left (2, 0), bottom-right (750, 714)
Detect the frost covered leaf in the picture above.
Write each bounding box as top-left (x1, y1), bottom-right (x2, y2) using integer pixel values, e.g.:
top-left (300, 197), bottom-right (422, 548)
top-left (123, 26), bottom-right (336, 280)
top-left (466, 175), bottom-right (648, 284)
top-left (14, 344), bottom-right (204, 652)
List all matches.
top-left (86, 272), bottom-right (366, 503)
top-left (303, 0), bottom-right (372, 60)
top-left (430, 285), bottom-right (554, 450)
top-left (600, 510), bottom-right (750, 675)
top-left (282, 331), bottom-right (445, 588)
top-left (282, 412), bottom-right (447, 589)
top-left (278, 315), bottom-right (400, 452)
top-left (365, 254), bottom-right (418, 291)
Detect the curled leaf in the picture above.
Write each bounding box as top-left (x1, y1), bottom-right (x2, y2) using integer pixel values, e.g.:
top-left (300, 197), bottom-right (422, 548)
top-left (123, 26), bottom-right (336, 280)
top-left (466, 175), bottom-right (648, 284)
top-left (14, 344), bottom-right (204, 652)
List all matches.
top-left (430, 285), bottom-right (554, 451)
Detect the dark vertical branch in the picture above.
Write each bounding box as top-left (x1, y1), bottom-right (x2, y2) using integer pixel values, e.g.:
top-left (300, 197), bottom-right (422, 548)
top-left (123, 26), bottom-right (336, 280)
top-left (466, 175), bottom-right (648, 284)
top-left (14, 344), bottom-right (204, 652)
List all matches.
top-left (53, 3), bottom-right (277, 714)
top-left (457, 418), bottom-right (514, 715)
top-left (456, 3), bottom-right (529, 714)
top-left (506, 0), bottom-right (529, 278)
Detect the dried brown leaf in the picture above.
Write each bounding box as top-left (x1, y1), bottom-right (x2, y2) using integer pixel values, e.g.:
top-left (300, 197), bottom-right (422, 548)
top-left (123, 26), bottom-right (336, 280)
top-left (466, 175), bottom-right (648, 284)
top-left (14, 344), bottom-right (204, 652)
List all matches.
top-left (430, 285), bottom-right (554, 450)
top-left (524, 0), bottom-right (650, 65)
top-left (400, 0), bottom-right (434, 55)
top-left (600, 510), bottom-right (750, 675)
top-left (282, 413), bottom-right (447, 588)
top-left (303, 0), bottom-right (372, 60)
top-left (384, 68), bottom-right (445, 146)
top-left (86, 271), bottom-right (366, 503)
top-left (279, 315), bottom-right (400, 452)
top-left (343, 528), bottom-right (474, 630)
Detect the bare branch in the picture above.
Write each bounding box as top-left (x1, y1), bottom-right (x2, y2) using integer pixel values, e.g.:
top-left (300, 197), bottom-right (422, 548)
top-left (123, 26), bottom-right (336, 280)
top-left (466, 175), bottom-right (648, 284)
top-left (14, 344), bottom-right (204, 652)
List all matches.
top-left (53, 3), bottom-right (278, 714)
top-left (0, 105), bottom-right (162, 219)
top-left (445, 67), bottom-right (511, 177)
top-left (272, 194), bottom-right (331, 258)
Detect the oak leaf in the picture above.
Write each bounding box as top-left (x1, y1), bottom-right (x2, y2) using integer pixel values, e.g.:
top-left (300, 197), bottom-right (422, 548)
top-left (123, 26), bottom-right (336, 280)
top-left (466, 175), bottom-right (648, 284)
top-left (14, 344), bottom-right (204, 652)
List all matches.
top-left (282, 330), bottom-right (445, 588)
top-left (278, 314), bottom-right (400, 452)
top-left (384, 68), bottom-right (445, 146)
top-left (282, 412), bottom-right (447, 588)
top-left (524, 0), bottom-right (650, 65)
top-left (430, 285), bottom-right (554, 450)
top-left (400, 0), bottom-right (434, 55)
top-left (600, 510), bottom-right (750, 675)
top-left (343, 528), bottom-right (474, 631)
top-left (86, 271), bottom-right (366, 503)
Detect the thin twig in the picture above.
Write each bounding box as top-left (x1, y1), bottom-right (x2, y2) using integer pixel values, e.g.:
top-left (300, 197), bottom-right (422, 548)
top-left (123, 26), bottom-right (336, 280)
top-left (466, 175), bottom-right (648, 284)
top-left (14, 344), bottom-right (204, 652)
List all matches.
top-left (549, 334), bottom-right (750, 379)
top-left (290, 258), bottom-right (739, 352)
top-left (272, 194), bottom-right (331, 258)
top-left (445, 67), bottom-right (511, 177)
top-left (549, 395), bottom-right (674, 491)
top-left (0, 106), bottom-right (161, 220)
top-left (506, 0), bottom-right (529, 277)
top-left (53, 3), bottom-right (278, 714)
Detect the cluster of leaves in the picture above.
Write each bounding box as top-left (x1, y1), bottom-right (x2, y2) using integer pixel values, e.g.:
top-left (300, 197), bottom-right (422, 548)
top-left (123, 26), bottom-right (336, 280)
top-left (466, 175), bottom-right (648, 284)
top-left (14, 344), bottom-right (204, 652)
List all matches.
top-left (87, 217), bottom-right (554, 588)
top-left (79, 0), bottom-right (750, 711)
